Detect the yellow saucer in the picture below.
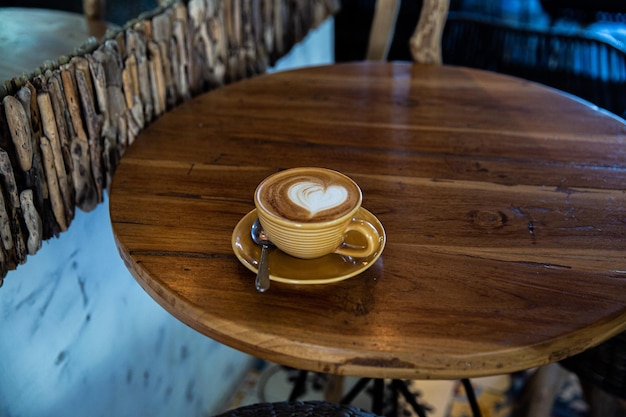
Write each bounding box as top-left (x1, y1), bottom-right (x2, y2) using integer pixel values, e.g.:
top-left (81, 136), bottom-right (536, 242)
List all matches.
top-left (231, 208), bottom-right (386, 285)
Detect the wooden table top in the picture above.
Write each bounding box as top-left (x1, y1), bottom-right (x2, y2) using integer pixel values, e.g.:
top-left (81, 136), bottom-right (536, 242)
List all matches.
top-left (0, 8), bottom-right (108, 83)
top-left (110, 62), bottom-right (626, 380)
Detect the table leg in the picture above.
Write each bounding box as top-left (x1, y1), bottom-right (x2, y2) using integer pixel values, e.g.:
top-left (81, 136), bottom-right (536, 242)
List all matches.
top-left (391, 379), bottom-right (428, 417)
top-left (372, 379), bottom-right (385, 415)
top-left (341, 378), bottom-right (430, 417)
top-left (461, 378), bottom-right (483, 417)
top-left (341, 377), bottom-right (371, 404)
top-left (288, 370), bottom-right (309, 401)
top-left (325, 375), bottom-right (345, 402)
top-left (283, 371), bottom-right (480, 417)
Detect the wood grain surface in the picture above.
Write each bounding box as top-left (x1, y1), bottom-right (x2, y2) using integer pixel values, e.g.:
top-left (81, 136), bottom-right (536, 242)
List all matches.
top-left (109, 62), bottom-right (626, 379)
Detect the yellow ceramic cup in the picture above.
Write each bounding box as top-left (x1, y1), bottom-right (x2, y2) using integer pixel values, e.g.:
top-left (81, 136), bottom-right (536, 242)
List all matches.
top-left (254, 167), bottom-right (380, 259)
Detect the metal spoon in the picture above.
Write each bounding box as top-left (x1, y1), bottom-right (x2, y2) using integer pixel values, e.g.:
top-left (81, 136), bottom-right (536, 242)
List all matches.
top-left (251, 218), bottom-right (273, 292)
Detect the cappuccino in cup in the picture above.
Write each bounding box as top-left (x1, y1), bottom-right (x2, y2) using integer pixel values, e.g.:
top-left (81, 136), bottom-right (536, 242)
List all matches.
top-left (254, 167), bottom-right (380, 259)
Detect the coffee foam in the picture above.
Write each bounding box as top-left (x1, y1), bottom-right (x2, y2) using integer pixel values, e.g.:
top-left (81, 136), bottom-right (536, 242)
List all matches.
top-left (288, 181), bottom-right (348, 217)
top-left (257, 169), bottom-right (360, 223)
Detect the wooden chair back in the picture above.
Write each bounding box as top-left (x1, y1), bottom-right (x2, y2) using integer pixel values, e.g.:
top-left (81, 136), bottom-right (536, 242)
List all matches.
top-left (366, 0), bottom-right (450, 63)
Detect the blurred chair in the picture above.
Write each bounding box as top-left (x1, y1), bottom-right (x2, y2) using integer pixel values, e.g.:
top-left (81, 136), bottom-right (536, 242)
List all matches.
top-left (560, 332), bottom-right (626, 416)
top-left (334, 0), bottom-right (449, 63)
top-left (366, 0), bottom-right (450, 63)
top-left (442, 12), bottom-right (626, 118)
top-left (214, 401), bottom-right (381, 417)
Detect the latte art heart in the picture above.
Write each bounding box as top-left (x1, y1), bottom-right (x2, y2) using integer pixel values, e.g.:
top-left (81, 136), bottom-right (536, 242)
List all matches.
top-left (256, 168), bottom-right (361, 223)
top-left (288, 181), bottom-right (349, 217)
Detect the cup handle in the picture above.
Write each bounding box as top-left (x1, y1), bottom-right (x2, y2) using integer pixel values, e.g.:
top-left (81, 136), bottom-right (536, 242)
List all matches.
top-left (334, 219), bottom-right (380, 258)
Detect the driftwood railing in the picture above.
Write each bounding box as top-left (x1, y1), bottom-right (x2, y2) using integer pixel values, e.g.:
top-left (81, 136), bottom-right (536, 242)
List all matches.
top-left (0, 0), bottom-right (339, 285)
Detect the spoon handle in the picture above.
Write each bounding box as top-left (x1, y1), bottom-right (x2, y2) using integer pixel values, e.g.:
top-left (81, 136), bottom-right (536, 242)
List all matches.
top-left (255, 244), bottom-right (271, 292)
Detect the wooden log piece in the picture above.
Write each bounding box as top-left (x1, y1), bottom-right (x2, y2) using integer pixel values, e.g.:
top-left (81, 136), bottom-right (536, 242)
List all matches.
top-left (188, 29), bottom-right (206, 93)
top-left (94, 41), bottom-right (127, 183)
top-left (99, 41), bottom-right (126, 115)
top-left (3, 96), bottom-right (33, 172)
top-left (127, 104), bottom-right (143, 142)
top-left (0, 149), bottom-right (27, 264)
top-left (125, 29), bottom-right (154, 122)
top-left (122, 55), bottom-right (138, 110)
top-left (212, 2), bottom-right (228, 62)
top-left (23, 82), bottom-right (43, 147)
top-left (0, 178), bottom-right (14, 257)
top-left (172, 4), bottom-right (190, 100)
top-left (186, 0), bottom-right (207, 93)
top-left (71, 57), bottom-right (96, 105)
top-left (0, 92), bottom-right (28, 232)
top-left (0, 243), bottom-right (7, 282)
top-left (152, 11), bottom-right (177, 108)
top-left (206, 0), bottom-right (216, 17)
top-left (291, 0), bottom-right (306, 44)
top-left (37, 90), bottom-right (74, 227)
top-left (262, 0), bottom-right (274, 59)
top-left (73, 60), bottom-right (105, 203)
top-left (168, 36), bottom-right (182, 101)
top-left (249, 0), bottom-right (268, 74)
top-left (117, 116), bottom-right (128, 163)
top-left (20, 189), bottom-right (42, 255)
top-left (147, 41), bottom-right (166, 116)
top-left (39, 136), bottom-right (67, 231)
top-left (135, 17), bottom-right (154, 44)
top-left (151, 11), bottom-right (173, 63)
top-left (200, 21), bottom-right (216, 69)
top-left (190, 43), bottom-right (205, 92)
top-left (20, 80), bottom-right (55, 238)
top-left (241, 0), bottom-right (259, 76)
top-left (87, 54), bottom-right (112, 139)
top-left (273, 0), bottom-right (285, 57)
top-left (61, 65), bottom-right (98, 212)
top-left (2, 78), bottom-right (23, 102)
top-left (87, 54), bottom-right (120, 187)
top-left (121, 54), bottom-right (144, 148)
top-left (102, 41), bottom-right (128, 108)
top-left (196, 20), bottom-right (223, 88)
top-left (47, 72), bottom-right (77, 204)
top-left (91, 49), bottom-right (118, 144)
top-left (250, 0), bottom-right (262, 47)
top-left (15, 86), bottom-right (31, 125)
top-left (225, 0), bottom-right (242, 50)
top-left (60, 66), bottom-right (90, 146)
top-left (207, 18), bottom-right (227, 86)
top-left (161, 40), bottom-right (176, 108)
top-left (172, 1), bottom-right (189, 22)
top-left (114, 29), bottom-right (127, 62)
top-left (187, 0), bottom-right (205, 30)
top-left (0, 181), bottom-right (12, 279)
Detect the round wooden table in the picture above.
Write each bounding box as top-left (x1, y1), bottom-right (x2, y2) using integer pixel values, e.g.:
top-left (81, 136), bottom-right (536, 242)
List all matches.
top-left (0, 8), bottom-right (108, 82)
top-left (109, 62), bottom-right (626, 380)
